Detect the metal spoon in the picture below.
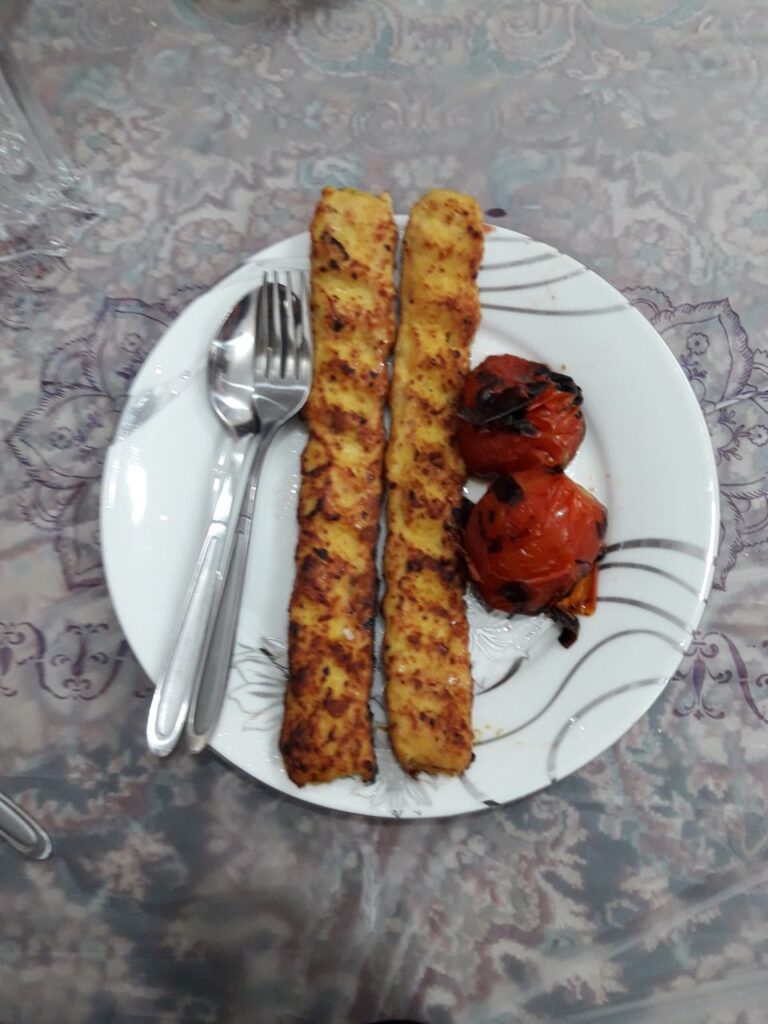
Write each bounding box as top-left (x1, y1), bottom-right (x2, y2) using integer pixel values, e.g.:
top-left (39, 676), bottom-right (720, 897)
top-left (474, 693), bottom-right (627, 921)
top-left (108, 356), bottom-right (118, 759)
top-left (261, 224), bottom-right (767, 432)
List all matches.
top-left (186, 272), bottom-right (312, 752)
top-left (146, 284), bottom-right (263, 757)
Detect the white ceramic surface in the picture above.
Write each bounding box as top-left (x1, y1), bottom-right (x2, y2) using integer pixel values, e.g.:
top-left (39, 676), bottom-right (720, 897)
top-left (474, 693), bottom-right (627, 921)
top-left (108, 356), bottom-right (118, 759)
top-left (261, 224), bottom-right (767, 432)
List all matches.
top-left (101, 222), bottom-right (719, 818)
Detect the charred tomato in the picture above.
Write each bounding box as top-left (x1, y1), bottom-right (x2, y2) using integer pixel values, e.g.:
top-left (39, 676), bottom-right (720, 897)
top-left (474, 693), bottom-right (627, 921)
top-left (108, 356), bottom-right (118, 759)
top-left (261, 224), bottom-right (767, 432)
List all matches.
top-left (458, 355), bottom-right (585, 475)
top-left (464, 469), bottom-right (607, 616)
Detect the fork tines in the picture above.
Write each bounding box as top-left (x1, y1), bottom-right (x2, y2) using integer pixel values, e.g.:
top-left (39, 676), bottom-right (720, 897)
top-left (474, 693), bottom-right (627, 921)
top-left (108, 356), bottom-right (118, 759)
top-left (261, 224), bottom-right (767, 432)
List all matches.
top-left (256, 269), bottom-right (311, 381)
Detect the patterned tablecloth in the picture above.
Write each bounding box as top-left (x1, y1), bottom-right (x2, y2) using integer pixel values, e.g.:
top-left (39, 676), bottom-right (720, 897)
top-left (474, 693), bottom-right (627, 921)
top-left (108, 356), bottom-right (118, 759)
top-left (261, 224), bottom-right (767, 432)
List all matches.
top-left (2, 1), bottom-right (768, 1021)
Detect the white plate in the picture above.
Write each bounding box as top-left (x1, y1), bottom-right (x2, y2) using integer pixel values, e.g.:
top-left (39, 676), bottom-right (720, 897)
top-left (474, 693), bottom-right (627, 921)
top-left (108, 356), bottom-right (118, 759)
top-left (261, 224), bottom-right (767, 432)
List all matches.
top-left (101, 221), bottom-right (719, 819)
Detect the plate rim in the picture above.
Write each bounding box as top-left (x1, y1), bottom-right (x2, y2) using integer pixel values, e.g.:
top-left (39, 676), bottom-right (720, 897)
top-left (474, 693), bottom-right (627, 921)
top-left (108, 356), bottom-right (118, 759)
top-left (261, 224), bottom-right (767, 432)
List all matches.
top-left (102, 221), bottom-right (720, 819)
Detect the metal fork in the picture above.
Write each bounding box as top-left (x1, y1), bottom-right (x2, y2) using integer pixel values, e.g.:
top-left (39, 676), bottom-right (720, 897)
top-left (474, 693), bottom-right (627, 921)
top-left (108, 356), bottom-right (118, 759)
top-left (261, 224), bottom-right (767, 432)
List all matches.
top-left (185, 269), bottom-right (312, 752)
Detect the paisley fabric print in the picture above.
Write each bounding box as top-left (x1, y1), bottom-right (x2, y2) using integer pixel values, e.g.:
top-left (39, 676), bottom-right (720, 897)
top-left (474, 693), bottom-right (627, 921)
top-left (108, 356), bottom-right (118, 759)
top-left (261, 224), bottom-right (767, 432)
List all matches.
top-left (0, 622), bottom-right (45, 696)
top-left (1, 1), bottom-right (767, 1022)
top-left (627, 288), bottom-right (768, 590)
top-left (6, 298), bottom-right (177, 589)
top-left (0, 619), bottom-right (129, 702)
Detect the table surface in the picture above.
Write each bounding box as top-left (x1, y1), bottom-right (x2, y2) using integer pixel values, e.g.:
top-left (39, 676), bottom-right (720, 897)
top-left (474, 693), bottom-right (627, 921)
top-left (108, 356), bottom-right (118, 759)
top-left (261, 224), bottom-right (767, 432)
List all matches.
top-left (2, 2), bottom-right (768, 1022)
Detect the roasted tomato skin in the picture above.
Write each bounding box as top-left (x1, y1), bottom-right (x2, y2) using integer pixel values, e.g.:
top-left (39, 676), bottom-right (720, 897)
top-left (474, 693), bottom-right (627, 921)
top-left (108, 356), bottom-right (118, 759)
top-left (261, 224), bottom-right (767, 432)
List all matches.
top-left (458, 355), bottom-right (585, 475)
top-left (464, 470), bottom-right (607, 615)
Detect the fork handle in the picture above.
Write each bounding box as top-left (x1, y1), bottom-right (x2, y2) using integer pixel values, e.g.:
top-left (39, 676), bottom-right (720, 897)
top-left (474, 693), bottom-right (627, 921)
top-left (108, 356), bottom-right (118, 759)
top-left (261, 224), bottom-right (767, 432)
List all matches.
top-left (186, 424), bottom-right (279, 753)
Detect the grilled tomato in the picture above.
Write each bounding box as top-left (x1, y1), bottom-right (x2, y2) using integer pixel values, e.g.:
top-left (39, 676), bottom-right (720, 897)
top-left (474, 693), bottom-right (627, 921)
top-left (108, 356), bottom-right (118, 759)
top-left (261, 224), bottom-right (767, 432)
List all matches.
top-left (458, 355), bottom-right (585, 475)
top-left (464, 470), bottom-right (607, 617)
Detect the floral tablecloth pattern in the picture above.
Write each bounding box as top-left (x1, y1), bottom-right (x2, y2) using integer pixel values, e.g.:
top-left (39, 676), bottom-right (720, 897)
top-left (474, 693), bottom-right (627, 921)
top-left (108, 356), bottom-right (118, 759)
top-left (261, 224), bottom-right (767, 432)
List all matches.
top-left (2, 1), bottom-right (767, 1022)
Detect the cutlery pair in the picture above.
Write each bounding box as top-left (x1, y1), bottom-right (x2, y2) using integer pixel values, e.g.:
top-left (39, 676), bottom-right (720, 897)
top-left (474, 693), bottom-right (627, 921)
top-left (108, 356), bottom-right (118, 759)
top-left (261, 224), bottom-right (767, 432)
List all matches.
top-left (146, 269), bottom-right (312, 757)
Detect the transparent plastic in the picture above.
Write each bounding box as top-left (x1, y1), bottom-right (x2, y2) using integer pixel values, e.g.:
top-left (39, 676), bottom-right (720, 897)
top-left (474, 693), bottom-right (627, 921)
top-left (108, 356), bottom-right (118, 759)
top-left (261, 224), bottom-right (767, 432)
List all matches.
top-left (0, 44), bottom-right (94, 262)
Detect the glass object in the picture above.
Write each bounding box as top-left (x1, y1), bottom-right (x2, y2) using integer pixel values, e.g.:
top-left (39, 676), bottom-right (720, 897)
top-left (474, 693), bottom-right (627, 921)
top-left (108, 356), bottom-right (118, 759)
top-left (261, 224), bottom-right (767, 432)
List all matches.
top-left (0, 42), bottom-right (96, 262)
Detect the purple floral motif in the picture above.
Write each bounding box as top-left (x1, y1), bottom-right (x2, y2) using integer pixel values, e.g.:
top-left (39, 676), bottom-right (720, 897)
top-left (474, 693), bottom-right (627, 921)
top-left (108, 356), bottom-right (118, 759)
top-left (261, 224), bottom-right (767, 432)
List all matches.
top-left (626, 288), bottom-right (768, 590)
top-left (755, 643), bottom-right (768, 714)
top-left (674, 633), bottom-right (726, 720)
top-left (0, 253), bottom-right (70, 332)
top-left (675, 629), bottom-right (768, 724)
top-left (0, 619), bottom-right (128, 701)
top-left (5, 297), bottom-right (177, 590)
top-left (0, 622), bottom-right (45, 696)
top-left (44, 622), bottom-right (128, 700)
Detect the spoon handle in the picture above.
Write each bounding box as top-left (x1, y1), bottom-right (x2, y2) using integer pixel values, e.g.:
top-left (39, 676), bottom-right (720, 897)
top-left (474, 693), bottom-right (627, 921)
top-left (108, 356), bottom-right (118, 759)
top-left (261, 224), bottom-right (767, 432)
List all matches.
top-left (146, 435), bottom-right (253, 757)
top-left (0, 791), bottom-right (51, 860)
top-left (186, 425), bottom-right (278, 753)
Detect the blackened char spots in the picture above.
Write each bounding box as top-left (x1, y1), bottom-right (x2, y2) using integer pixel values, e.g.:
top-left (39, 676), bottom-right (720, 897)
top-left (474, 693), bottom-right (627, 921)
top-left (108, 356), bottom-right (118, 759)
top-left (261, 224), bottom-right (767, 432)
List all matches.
top-left (462, 363), bottom-right (583, 437)
top-left (549, 606), bottom-right (580, 648)
top-left (322, 232), bottom-right (350, 261)
top-left (451, 497), bottom-right (474, 530)
top-left (548, 370), bottom-right (582, 396)
top-left (475, 368), bottom-right (503, 389)
top-left (459, 382), bottom-right (545, 435)
top-left (499, 580), bottom-right (529, 605)
top-left (491, 476), bottom-right (524, 506)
